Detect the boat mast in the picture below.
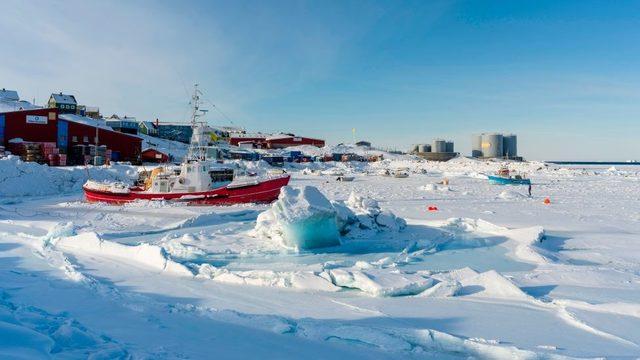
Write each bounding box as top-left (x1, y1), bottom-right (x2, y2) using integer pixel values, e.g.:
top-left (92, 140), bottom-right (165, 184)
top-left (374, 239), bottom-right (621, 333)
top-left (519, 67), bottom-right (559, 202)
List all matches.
top-left (187, 84), bottom-right (208, 161)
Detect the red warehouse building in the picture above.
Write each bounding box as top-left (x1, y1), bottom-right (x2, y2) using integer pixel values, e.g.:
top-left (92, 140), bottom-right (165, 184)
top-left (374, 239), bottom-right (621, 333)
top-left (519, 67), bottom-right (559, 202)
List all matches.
top-left (0, 108), bottom-right (142, 163)
top-left (265, 135), bottom-right (325, 149)
top-left (228, 134), bottom-right (325, 149)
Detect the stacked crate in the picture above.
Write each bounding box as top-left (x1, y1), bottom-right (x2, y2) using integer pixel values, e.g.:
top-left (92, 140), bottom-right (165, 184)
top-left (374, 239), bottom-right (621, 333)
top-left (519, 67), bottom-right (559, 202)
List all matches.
top-left (93, 145), bottom-right (107, 166)
top-left (70, 144), bottom-right (112, 165)
top-left (6, 141), bottom-right (67, 166)
top-left (42, 142), bottom-right (59, 166)
top-left (23, 143), bottom-right (43, 163)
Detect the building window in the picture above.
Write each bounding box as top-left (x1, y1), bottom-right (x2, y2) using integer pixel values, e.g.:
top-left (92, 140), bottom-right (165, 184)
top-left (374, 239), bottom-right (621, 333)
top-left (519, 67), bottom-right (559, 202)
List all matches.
top-left (72, 136), bottom-right (78, 142)
top-left (83, 136), bottom-right (88, 142)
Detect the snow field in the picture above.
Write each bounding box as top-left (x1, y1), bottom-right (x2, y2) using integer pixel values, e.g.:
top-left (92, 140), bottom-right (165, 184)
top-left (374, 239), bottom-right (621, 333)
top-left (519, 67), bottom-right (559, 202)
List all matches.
top-left (1, 153), bottom-right (640, 358)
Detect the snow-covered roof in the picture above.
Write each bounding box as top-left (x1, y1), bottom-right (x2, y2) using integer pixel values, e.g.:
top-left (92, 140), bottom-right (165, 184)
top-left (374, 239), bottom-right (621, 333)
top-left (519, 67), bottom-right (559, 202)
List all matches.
top-left (50, 93), bottom-right (77, 105)
top-left (0, 89), bottom-right (19, 101)
top-left (59, 114), bottom-right (141, 139)
top-left (265, 134), bottom-right (294, 141)
top-left (156, 122), bottom-right (193, 127)
top-left (0, 99), bottom-right (41, 113)
top-left (230, 132), bottom-right (268, 139)
top-left (141, 121), bottom-right (157, 129)
top-left (211, 125), bottom-right (245, 132)
top-left (60, 113), bottom-right (110, 129)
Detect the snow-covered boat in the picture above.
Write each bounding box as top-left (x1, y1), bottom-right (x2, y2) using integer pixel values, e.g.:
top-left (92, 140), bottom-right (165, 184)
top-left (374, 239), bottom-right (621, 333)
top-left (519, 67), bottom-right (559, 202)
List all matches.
top-left (392, 169), bottom-right (409, 178)
top-left (487, 168), bottom-right (530, 185)
top-left (83, 85), bottom-right (290, 205)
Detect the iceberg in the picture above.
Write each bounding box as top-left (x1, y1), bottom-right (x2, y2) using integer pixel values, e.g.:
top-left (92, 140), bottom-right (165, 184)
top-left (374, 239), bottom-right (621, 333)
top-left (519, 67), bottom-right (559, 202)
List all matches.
top-left (255, 187), bottom-right (407, 250)
top-left (255, 186), bottom-right (341, 250)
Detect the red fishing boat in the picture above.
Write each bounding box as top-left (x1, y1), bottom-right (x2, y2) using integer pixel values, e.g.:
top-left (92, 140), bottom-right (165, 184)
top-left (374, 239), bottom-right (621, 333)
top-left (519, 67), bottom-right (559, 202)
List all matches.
top-left (83, 85), bottom-right (290, 205)
top-left (83, 172), bottom-right (290, 205)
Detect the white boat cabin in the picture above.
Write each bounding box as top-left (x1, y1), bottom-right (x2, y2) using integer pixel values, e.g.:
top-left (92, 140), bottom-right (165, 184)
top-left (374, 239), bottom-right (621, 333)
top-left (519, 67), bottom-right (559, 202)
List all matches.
top-left (146, 160), bottom-right (235, 194)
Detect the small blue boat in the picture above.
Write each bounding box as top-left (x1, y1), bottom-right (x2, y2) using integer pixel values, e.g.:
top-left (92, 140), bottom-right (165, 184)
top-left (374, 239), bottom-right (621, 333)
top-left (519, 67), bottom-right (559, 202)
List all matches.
top-left (487, 175), bottom-right (531, 185)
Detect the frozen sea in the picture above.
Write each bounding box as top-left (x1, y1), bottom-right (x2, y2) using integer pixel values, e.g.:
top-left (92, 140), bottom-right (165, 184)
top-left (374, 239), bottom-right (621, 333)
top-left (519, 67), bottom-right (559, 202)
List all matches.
top-left (1, 155), bottom-right (640, 359)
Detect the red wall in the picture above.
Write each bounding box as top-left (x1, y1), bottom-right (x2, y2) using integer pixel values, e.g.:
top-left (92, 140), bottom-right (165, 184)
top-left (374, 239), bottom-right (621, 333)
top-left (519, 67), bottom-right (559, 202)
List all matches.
top-left (2, 108), bottom-right (58, 144)
top-left (141, 149), bottom-right (169, 163)
top-left (267, 137), bottom-right (325, 148)
top-left (66, 122), bottom-right (142, 162)
top-left (229, 137), bottom-right (266, 146)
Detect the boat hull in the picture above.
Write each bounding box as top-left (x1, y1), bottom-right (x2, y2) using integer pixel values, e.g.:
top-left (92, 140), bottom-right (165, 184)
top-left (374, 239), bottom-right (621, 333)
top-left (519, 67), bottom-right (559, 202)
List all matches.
top-left (83, 175), bottom-right (291, 205)
top-left (487, 175), bottom-right (531, 185)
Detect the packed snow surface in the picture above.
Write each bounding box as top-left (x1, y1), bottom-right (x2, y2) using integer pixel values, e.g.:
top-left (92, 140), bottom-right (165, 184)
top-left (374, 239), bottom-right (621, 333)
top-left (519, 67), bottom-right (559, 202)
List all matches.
top-left (1, 153), bottom-right (640, 358)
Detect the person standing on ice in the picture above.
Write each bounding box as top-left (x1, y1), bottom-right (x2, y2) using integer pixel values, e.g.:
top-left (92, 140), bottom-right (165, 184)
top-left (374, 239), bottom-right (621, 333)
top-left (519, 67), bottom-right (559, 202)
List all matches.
top-left (528, 183), bottom-right (532, 197)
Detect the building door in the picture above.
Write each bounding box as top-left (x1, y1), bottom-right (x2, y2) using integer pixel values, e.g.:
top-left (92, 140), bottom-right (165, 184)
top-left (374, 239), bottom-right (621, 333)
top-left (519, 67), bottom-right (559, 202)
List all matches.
top-left (0, 115), bottom-right (5, 145)
top-left (57, 120), bottom-right (68, 150)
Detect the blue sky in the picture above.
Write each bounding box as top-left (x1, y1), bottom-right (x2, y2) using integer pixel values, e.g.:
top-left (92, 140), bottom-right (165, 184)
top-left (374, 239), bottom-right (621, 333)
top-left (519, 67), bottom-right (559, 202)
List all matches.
top-left (1, 0), bottom-right (639, 160)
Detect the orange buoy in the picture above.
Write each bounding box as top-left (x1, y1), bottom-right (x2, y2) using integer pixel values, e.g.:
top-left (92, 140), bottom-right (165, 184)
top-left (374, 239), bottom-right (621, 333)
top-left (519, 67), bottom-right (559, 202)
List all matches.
top-left (543, 197), bottom-right (551, 205)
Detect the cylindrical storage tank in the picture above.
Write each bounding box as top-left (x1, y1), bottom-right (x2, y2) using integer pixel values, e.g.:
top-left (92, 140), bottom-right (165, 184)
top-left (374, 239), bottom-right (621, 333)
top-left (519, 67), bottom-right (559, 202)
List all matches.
top-left (445, 141), bottom-right (454, 153)
top-left (502, 134), bottom-right (517, 158)
top-left (432, 139), bottom-right (446, 153)
top-left (418, 144), bottom-right (431, 153)
top-left (471, 134), bottom-right (483, 157)
top-left (481, 133), bottom-right (503, 158)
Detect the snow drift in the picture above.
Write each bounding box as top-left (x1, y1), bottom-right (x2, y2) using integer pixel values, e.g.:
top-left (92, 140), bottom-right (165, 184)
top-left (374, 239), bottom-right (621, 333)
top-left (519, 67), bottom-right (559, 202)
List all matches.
top-left (196, 264), bottom-right (340, 292)
top-left (51, 231), bottom-right (192, 277)
top-left (323, 267), bottom-right (434, 297)
top-left (0, 156), bottom-right (137, 198)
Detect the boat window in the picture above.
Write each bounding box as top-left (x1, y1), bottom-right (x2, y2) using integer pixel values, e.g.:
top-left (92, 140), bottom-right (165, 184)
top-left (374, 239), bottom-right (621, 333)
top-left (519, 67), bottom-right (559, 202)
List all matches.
top-left (159, 180), bottom-right (169, 192)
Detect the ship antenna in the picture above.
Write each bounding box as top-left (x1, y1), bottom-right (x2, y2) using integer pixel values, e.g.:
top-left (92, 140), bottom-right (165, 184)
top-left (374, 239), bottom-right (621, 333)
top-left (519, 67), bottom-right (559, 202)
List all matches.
top-left (187, 84), bottom-right (209, 161)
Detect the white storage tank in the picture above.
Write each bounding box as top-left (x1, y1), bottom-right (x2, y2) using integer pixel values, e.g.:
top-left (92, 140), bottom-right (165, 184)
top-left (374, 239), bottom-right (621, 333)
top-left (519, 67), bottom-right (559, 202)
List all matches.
top-left (481, 133), bottom-right (503, 158)
top-left (432, 139), bottom-right (447, 153)
top-left (502, 134), bottom-right (517, 158)
top-left (471, 134), bottom-right (483, 157)
top-left (445, 141), bottom-right (454, 153)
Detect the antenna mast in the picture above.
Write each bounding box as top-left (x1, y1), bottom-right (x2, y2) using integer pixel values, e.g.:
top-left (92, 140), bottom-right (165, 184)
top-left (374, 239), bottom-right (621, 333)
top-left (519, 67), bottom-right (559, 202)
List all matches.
top-left (190, 84), bottom-right (205, 126)
top-left (187, 84), bottom-right (209, 161)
